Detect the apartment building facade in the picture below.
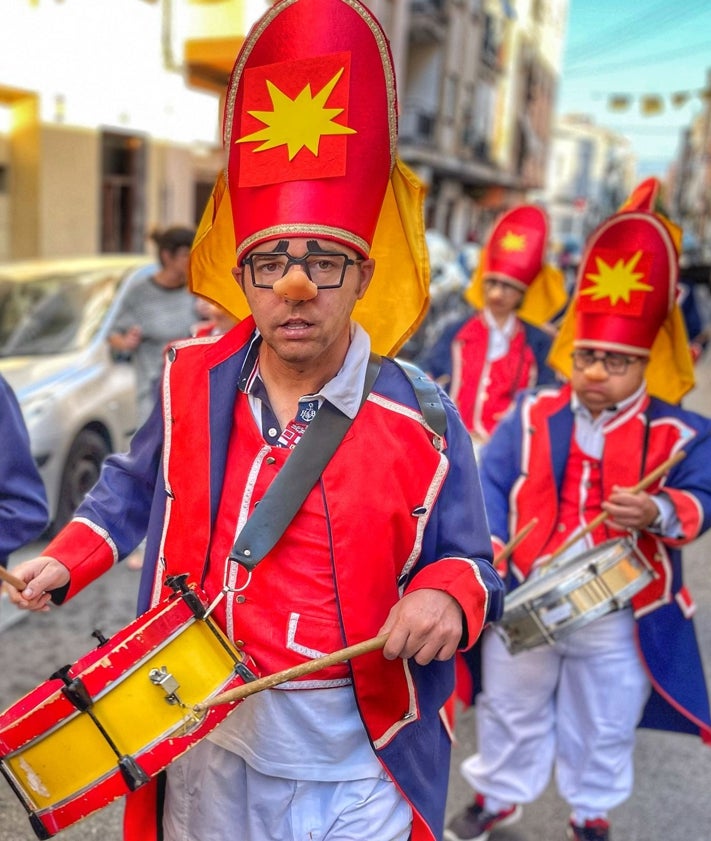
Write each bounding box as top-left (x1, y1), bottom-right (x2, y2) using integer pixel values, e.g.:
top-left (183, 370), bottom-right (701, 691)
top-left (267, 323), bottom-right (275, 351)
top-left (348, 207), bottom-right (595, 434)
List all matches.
top-left (382, 0), bottom-right (568, 245)
top-left (539, 113), bottom-right (636, 255)
top-left (0, 0), bottom-right (566, 261)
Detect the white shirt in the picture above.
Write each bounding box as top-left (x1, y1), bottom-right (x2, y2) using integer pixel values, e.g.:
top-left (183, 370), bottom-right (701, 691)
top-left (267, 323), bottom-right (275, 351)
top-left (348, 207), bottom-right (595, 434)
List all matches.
top-left (483, 308), bottom-right (517, 362)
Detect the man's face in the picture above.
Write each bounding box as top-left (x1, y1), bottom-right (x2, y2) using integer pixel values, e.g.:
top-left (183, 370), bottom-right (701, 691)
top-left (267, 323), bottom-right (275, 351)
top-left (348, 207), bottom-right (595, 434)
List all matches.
top-left (570, 347), bottom-right (647, 416)
top-left (483, 275), bottom-right (524, 320)
top-left (233, 237), bottom-right (374, 370)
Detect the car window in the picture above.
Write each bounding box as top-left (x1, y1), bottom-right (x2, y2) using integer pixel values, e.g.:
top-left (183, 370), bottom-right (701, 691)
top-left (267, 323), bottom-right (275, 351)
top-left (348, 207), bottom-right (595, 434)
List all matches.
top-left (0, 270), bottom-right (121, 356)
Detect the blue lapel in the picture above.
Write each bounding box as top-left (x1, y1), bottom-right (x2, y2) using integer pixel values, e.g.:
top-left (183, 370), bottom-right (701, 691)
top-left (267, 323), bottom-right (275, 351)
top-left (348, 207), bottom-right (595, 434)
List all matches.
top-left (547, 401), bottom-right (574, 491)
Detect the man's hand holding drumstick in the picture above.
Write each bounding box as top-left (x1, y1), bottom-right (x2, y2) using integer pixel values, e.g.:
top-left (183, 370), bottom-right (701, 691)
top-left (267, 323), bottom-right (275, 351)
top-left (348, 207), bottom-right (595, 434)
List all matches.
top-left (1, 556), bottom-right (69, 612)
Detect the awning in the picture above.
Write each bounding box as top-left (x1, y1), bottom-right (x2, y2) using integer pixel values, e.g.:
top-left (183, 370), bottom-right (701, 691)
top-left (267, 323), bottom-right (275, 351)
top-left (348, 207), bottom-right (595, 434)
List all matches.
top-left (184, 36), bottom-right (245, 93)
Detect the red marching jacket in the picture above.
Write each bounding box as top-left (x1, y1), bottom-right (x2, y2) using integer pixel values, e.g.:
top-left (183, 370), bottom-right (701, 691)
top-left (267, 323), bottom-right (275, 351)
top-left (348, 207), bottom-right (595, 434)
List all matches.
top-left (45, 318), bottom-right (503, 841)
top-left (448, 314), bottom-right (537, 438)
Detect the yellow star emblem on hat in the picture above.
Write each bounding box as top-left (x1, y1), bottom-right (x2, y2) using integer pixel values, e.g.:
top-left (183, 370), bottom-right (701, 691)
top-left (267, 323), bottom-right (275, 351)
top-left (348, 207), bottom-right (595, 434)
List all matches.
top-left (237, 68), bottom-right (356, 160)
top-left (499, 230), bottom-right (526, 252)
top-left (582, 250), bottom-right (653, 305)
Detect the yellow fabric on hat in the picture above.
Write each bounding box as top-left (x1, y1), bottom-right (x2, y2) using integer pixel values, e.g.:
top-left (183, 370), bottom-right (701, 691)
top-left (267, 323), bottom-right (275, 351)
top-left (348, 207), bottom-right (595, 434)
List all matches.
top-left (188, 158), bottom-right (430, 357)
top-left (354, 158), bottom-right (430, 355)
top-left (645, 305), bottom-right (695, 403)
top-left (188, 169), bottom-right (249, 321)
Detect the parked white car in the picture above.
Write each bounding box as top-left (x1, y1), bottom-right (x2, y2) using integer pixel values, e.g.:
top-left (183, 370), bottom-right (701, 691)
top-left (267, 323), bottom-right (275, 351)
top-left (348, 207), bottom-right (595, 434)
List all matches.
top-left (0, 255), bottom-right (155, 534)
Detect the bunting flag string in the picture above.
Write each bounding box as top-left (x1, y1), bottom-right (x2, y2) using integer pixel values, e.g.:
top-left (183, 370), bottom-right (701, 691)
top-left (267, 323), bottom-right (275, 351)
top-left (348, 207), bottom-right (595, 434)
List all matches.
top-left (604, 87), bottom-right (711, 116)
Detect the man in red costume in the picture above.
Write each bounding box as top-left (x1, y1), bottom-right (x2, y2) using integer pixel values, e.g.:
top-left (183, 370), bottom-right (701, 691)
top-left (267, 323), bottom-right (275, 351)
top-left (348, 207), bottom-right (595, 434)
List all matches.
top-left (6, 2), bottom-right (503, 840)
top-left (423, 205), bottom-right (565, 446)
top-left (445, 186), bottom-right (711, 841)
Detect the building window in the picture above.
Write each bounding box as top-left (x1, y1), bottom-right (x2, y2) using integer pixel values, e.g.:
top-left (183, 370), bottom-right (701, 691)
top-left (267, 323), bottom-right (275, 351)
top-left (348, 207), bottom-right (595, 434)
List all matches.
top-left (100, 131), bottom-right (147, 254)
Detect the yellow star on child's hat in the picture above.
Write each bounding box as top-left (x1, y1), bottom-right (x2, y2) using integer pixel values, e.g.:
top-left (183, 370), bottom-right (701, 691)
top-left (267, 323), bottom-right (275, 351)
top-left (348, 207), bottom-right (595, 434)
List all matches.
top-left (237, 68), bottom-right (356, 160)
top-left (499, 230), bottom-right (526, 252)
top-left (581, 250), bottom-right (652, 305)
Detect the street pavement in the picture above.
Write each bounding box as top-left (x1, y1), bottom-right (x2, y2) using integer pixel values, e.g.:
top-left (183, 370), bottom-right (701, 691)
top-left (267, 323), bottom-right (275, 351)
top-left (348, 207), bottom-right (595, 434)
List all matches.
top-left (1, 360), bottom-right (711, 840)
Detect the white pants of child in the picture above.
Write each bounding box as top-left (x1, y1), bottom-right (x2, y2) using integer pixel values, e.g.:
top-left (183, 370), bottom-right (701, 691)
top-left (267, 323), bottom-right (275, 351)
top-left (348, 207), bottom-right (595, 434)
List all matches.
top-left (461, 608), bottom-right (651, 824)
top-left (163, 738), bottom-right (413, 841)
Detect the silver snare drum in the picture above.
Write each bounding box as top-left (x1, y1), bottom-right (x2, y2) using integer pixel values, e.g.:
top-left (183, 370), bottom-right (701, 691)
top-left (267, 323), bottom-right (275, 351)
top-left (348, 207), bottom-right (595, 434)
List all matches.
top-left (495, 538), bottom-right (653, 655)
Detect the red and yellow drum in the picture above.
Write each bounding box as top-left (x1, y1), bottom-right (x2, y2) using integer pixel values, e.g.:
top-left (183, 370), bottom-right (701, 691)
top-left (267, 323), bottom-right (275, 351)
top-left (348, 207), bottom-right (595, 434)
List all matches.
top-left (0, 576), bottom-right (257, 839)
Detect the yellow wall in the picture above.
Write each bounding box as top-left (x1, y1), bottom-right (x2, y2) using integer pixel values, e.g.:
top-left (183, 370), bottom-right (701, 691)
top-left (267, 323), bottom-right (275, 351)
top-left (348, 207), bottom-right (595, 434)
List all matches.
top-left (40, 125), bottom-right (99, 257)
top-left (8, 97), bottom-right (41, 259)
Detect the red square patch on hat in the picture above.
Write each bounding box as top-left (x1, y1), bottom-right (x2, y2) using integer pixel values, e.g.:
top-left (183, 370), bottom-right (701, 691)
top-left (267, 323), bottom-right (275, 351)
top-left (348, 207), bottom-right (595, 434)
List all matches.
top-left (577, 247), bottom-right (654, 317)
top-left (235, 52), bottom-right (355, 187)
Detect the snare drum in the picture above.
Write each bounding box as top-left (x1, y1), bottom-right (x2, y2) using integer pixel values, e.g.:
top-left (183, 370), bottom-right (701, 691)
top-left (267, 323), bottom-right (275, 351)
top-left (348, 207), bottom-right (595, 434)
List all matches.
top-left (0, 576), bottom-right (257, 839)
top-left (495, 538), bottom-right (653, 655)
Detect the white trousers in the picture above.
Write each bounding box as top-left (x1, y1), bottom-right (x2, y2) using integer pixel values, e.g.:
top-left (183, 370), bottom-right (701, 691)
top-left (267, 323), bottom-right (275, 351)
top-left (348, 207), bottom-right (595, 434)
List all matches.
top-left (460, 609), bottom-right (651, 823)
top-left (163, 738), bottom-right (413, 841)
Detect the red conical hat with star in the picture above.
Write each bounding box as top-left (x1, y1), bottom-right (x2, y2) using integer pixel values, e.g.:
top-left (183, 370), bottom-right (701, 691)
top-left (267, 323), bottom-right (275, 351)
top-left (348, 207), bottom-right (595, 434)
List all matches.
top-left (573, 210), bottom-right (677, 356)
top-left (481, 205), bottom-right (548, 290)
top-left (223, 0), bottom-right (397, 262)
top-left (464, 204), bottom-right (567, 325)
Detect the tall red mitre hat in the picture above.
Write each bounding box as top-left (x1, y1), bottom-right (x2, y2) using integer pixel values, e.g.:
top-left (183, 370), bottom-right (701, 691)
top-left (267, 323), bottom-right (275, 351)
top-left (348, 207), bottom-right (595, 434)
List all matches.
top-left (574, 210), bottom-right (678, 356)
top-left (223, 0), bottom-right (397, 263)
top-left (481, 205), bottom-right (548, 291)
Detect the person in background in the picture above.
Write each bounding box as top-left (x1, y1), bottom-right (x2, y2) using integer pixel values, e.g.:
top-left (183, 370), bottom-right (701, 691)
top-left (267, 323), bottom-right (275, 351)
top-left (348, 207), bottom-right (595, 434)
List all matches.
top-left (445, 184), bottom-right (711, 841)
top-left (108, 226), bottom-right (198, 426)
top-left (398, 230), bottom-right (470, 367)
top-left (7, 2), bottom-right (504, 839)
top-left (108, 225), bottom-right (198, 571)
top-left (0, 373), bottom-right (49, 569)
top-left (557, 237), bottom-right (582, 296)
top-left (678, 276), bottom-right (710, 363)
top-left (191, 295), bottom-right (239, 338)
top-left (422, 205), bottom-right (566, 447)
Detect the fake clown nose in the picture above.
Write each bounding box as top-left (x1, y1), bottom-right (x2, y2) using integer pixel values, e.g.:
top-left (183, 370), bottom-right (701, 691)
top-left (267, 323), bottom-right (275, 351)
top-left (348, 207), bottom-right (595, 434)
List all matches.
top-left (272, 270), bottom-right (318, 300)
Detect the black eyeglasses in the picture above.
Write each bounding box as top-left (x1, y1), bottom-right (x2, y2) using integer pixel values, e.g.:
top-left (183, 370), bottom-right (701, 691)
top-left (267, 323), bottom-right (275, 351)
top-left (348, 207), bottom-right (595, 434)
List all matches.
top-left (241, 250), bottom-right (361, 289)
top-left (484, 278), bottom-right (521, 294)
top-left (571, 349), bottom-right (643, 376)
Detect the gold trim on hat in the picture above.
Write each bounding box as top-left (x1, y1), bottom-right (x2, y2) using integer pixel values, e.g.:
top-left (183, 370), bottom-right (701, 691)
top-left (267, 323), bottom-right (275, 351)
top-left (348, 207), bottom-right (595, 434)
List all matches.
top-left (238, 224), bottom-right (370, 260)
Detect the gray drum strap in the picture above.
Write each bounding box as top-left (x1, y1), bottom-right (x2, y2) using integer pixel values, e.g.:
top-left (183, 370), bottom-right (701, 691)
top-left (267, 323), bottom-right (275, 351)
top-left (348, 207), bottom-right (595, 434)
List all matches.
top-left (228, 354), bottom-right (382, 571)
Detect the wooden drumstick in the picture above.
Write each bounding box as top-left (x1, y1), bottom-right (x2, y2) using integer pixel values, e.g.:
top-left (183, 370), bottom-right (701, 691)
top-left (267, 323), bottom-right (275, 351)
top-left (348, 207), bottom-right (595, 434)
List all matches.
top-left (0, 565), bottom-right (28, 593)
top-left (545, 449), bottom-right (686, 567)
top-left (195, 633), bottom-right (389, 711)
top-left (493, 518), bottom-right (539, 565)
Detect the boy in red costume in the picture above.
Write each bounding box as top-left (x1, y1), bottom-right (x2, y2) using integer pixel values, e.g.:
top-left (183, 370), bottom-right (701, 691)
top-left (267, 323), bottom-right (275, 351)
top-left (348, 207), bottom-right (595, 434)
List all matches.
top-left (446, 185), bottom-right (711, 841)
top-left (423, 205), bottom-right (566, 446)
top-left (6, 2), bottom-right (503, 840)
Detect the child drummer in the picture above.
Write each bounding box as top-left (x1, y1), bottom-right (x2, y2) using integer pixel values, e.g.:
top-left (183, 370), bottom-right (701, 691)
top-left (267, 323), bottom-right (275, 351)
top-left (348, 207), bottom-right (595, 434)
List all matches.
top-left (445, 181), bottom-right (711, 841)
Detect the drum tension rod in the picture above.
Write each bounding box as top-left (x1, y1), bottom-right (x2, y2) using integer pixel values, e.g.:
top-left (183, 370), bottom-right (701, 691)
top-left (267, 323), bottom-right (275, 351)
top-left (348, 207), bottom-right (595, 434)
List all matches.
top-left (92, 629), bottom-right (110, 647)
top-left (165, 573), bottom-right (207, 619)
top-left (49, 665), bottom-right (150, 792)
top-left (0, 762), bottom-right (53, 840)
